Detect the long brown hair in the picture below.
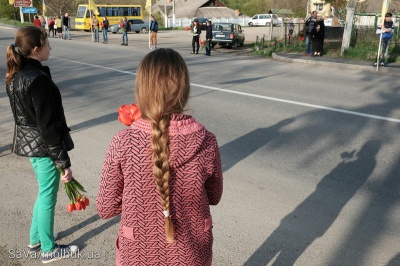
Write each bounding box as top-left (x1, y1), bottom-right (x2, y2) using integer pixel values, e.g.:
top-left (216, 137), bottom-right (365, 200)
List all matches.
top-left (135, 48), bottom-right (190, 243)
top-left (6, 26), bottom-right (47, 84)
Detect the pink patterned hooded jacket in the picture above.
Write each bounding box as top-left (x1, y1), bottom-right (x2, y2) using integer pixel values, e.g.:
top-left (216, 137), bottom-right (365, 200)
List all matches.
top-left (97, 114), bottom-right (223, 266)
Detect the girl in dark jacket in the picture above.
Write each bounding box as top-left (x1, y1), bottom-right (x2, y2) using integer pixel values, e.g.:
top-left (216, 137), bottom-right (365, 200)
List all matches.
top-left (311, 17), bottom-right (325, 56)
top-left (5, 26), bottom-right (78, 263)
top-left (191, 19), bottom-right (201, 54)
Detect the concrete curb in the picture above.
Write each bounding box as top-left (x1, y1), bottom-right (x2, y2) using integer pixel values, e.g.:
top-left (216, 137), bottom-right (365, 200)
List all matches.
top-left (272, 53), bottom-right (400, 77)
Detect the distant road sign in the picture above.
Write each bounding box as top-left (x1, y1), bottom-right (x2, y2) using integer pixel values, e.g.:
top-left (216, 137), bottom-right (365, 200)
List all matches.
top-left (22, 7), bottom-right (36, 13)
top-left (14, 0), bottom-right (32, 7)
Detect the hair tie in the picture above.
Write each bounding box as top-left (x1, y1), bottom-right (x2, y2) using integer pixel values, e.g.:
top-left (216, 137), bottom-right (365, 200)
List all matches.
top-left (163, 210), bottom-right (170, 217)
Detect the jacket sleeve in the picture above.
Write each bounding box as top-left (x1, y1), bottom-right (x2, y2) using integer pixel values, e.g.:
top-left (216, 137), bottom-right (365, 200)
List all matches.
top-left (204, 134), bottom-right (223, 205)
top-left (97, 134), bottom-right (124, 219)
top-left (29, 75), bottom-right (71, 168)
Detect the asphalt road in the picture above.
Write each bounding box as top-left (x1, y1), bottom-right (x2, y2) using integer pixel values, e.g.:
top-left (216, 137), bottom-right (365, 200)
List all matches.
top-left (1, 25), bottom-right (400, 266)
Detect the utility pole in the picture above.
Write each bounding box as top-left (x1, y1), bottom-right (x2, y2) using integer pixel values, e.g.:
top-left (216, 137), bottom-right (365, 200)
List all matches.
top-left (340, 0), bottom-right (357, 56)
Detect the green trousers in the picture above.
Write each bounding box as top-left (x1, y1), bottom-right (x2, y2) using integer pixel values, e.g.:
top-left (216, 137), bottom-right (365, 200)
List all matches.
top-left (29, 157), bottom-right (60, 252)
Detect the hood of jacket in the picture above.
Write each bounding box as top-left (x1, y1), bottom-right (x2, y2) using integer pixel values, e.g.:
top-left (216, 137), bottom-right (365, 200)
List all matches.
top-left (131, 114), bottom-right (207, 168)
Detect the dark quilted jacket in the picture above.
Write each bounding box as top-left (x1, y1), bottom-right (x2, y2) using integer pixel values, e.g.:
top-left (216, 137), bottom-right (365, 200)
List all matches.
top-left (6, 58), bottom-right (73, 169)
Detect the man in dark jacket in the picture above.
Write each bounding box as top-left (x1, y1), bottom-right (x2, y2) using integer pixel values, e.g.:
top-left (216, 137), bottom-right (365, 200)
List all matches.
top-left (305, 11), bottom-right (317, 56)
top-left (62, 12), bottom-right (71, 40)
top-left (205, 20), bottom-right (212, 56)
top-left (150, 15), bottom-right (158, 50)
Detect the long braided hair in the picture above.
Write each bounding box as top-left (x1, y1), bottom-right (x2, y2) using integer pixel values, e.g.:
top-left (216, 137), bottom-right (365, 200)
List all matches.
top-left (135, 48), bottom-right (190, 243)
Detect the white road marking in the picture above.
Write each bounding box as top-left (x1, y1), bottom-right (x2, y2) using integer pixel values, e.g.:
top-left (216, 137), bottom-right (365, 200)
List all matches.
top-left (0, 26), bottom-right (15, 30)
top-left (53, 56), bottom-right (400, 123)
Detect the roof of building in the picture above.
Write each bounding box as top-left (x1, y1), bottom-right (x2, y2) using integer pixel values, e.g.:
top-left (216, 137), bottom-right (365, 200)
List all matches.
top-left (195, 7), bottom-right (237, 18)
top-left (152, 0), bottom-right (238, 18)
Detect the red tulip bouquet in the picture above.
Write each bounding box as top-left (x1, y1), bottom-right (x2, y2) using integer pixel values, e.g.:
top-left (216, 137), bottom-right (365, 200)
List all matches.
top-left (117, 103), bottom-right (141, 126)
top-left (56, 166), bottom-right (89, 212)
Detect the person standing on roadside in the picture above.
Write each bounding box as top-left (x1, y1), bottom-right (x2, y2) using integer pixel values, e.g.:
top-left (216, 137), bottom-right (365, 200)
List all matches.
top-left (288, 18), bottom-right (294, 37)
top-left (48, 17), bottom-right (55, 37)
top-left (121, 17), bottom-right (129, 46)
top-left (62, 12), bottom-right (71, 40)
top-left (91, 15), bottom-right (99, 42)
top-left (149, 14), bottom-right (158, 50)
top-left (97, 48), bottom-right (223, 266)
top-left (5, 26), bottom-right (78, 263)
top-left (305, 11), bottom-right (317, 56)
top-left (40, 16), bottom-right (46, 28)
top-left (102, 16), bottom-right (109, 44)
top-left (205, 20), bottom-right (212, 56)
top-left (311, 16), bottom-right (325, 56)
top-left (375, 12), bottom-right (394, 67)
top-left (55, 16), bottom-right (62, 39)
top-left (190, 19), bottom-right (201, 54)
top-left (33, 15), bottom-right (41, 27)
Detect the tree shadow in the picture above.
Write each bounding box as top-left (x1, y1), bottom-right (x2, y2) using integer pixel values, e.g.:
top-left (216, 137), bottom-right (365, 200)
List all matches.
top-left (219, 118), bottom-right (295, 172)
top-left (243, 140), bottom-right (381, 266)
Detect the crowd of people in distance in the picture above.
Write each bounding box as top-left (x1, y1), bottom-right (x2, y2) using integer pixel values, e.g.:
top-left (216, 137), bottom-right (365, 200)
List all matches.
top-left (33, 13), bottom-right (71, 40)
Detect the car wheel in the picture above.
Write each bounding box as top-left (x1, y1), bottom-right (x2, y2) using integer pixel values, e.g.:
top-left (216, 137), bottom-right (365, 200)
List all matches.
top-left (233, 40), bottom-right (238, 49)
top-left (266, 22), bottom-right (271, 27)
top-left (112, 32), bottom-right (116, 34)
top-left (249, 22), bottom-right (253, 26)
top-left (135, 31), bottom-right (140, 33)
top-left (240, 39), bottom-right (244, 47)
top-left (141, 27), bottom-right (147, 33)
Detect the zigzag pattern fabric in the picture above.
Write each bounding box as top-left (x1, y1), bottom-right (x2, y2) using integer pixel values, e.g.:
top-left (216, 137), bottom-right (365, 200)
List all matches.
top-left (97, 114), bottom-right (223, 266)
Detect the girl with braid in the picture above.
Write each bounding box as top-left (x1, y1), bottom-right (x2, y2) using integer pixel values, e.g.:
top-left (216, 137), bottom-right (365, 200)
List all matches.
top-left (97, 48), bottom-right (223, 266)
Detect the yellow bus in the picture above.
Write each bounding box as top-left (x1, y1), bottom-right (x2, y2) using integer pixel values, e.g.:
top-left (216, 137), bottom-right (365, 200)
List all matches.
top-left (75, 4), bottom-right (143, 31)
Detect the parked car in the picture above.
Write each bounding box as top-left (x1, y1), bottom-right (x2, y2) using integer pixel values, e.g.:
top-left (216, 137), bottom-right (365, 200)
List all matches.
top-left (108, 19), bottom-right (149, 34)
top-left (192, 17), bottom-right (208, 30)
top-left (248, 14), bottom-right (281, 26)
top-left (211, 22), bottom-right (245, 49)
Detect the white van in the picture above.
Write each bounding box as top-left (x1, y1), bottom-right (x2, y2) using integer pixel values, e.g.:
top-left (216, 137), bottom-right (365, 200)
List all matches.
top-left (248, 14), bottom-right (281, 26)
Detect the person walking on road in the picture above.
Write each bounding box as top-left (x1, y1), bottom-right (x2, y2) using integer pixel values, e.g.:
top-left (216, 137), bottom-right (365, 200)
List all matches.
top-left (97, 48), bottom-right (223, 266)
top-left (101, 16), bottom-right (109, 44)
top-left (5, 26), bottom-right (78, 263)
top-left (149, 14), bottom-right (158, 50)
top-left (62, 12), bottom-right (71, 40)
top-left (305, 11), bottom-right (317, 56)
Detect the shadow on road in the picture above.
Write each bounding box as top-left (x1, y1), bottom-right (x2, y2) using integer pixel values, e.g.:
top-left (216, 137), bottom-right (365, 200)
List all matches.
top-left (59, 214), bottom-right (120, 251)
top-left (69, 113), bottom-right (117, 133)
top-left (219, 118), bottom-right (295, 173)
top-left (243, 140), bottom-right (381, 266)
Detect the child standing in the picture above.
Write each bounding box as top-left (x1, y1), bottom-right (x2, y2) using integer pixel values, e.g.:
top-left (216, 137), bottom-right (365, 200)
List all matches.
top-left (97, 48), bottom-right (223, 266)
top-left (6, 26), bottom-right (78, 263)
top-left (375, 12), bottom-right (394, 67)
